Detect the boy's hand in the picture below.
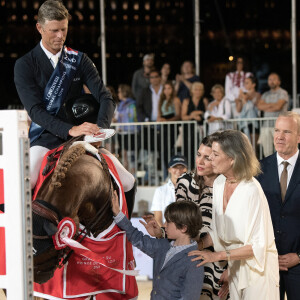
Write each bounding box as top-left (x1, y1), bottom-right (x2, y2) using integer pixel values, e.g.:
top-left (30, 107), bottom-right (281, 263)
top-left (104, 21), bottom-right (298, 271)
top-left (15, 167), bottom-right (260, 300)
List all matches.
top-left (140, 217), bottom-right (163, 238)
top-left (142, 213), bottom-right (154, 223)
top-left (111, 190), bottom-right (120, 216)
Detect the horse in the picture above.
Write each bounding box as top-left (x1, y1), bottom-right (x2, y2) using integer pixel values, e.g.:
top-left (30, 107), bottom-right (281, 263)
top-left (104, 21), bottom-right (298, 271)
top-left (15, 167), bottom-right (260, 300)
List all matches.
top-left (31, 140), bottom-right (138, 299)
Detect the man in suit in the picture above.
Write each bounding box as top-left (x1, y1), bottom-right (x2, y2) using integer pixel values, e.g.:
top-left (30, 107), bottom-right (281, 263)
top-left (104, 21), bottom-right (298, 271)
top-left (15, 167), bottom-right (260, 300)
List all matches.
top-left (257, 111), bottom-right (300, 300)
top-left (14, 0), bottom-right (115, 189)
top-left (137, 69), bottom-right (162, 122)
top-left (136, 69), bottom-right (162, 181)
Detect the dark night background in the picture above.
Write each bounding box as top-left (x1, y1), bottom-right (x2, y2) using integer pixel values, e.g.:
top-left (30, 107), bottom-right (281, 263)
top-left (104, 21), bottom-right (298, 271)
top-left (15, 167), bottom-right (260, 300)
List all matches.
top-left (0, 0), bottom-right (299, 109)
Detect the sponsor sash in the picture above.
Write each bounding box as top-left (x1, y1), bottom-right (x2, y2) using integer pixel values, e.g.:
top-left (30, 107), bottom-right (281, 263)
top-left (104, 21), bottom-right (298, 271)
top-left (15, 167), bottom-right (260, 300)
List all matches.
top-left (29, 46), bottom-right (83, 144)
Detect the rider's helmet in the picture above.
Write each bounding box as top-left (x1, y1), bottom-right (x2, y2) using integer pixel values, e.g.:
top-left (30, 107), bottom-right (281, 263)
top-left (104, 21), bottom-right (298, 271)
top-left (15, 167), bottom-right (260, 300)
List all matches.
top-left (65, 94), bottom-right (99, 125)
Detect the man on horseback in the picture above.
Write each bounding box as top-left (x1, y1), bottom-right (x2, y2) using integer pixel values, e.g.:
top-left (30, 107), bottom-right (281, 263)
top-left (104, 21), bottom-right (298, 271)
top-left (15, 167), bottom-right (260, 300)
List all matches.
top-left (14, 0), bottom-right (116, 190)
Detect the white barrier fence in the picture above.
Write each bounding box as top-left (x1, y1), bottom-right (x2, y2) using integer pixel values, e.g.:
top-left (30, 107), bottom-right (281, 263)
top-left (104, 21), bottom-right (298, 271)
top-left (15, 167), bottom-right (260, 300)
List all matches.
top-left (203, 116), bottom-right (278, 160)
top-left (0, 110), bottom-right (33, 300)
top-left (102, 118), bottom-right (277, 186)
top-left (102, 121), bottom-right (199, 186)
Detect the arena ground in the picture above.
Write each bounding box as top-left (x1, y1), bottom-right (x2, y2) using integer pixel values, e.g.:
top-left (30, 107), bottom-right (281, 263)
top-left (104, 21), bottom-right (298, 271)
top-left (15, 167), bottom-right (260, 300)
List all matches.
top-left (0, 280), bottom-right (152, 300)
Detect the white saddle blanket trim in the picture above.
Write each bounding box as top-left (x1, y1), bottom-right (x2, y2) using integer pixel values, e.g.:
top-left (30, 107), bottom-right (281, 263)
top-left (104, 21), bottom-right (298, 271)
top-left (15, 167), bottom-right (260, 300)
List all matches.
top-left (61, 236), bottom-right (139, 276)
top-left (33, 292), bottom-right (64, 300)
top-left (78, 221), bottom-right (116, 240)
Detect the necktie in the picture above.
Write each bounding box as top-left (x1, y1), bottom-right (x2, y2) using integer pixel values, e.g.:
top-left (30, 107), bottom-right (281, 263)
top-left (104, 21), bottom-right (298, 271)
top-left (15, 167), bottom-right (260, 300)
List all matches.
top-left (280, 161), bottom-right (289, 201)
top-left (51, 56), bottom-right (59, 68)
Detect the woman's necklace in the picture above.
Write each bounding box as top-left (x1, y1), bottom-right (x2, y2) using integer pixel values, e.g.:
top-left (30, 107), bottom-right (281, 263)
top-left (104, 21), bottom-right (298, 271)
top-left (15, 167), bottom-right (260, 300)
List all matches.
top-left (226, 178), bottom-right (237, 184)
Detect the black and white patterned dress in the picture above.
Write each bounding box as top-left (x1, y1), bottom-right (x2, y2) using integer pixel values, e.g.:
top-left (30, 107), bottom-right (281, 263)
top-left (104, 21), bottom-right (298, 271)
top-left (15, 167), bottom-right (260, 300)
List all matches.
top-left (176, 172), bottom-right (229, 300)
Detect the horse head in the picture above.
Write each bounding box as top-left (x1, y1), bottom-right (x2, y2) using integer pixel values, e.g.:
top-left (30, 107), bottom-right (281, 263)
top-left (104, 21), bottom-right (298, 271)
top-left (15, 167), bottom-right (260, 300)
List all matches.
top-left (32, 143), bottom-right (115, 284)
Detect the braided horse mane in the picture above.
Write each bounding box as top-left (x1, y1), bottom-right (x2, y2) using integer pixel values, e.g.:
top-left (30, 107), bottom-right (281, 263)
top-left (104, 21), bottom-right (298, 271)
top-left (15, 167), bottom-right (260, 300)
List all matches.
top-left (50, 144), bottom-right (111, 189)
top-left (50, 144), bottom-right (87, 188)
top-left (37, 143), bottom-right (114, 235)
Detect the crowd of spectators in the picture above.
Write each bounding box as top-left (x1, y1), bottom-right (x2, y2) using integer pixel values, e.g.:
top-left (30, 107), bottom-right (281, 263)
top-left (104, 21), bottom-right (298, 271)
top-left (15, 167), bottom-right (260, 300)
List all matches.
top-left (108, 53), bottom-right (290, 176)
top-left (104, 53), bottom-right (297, 300)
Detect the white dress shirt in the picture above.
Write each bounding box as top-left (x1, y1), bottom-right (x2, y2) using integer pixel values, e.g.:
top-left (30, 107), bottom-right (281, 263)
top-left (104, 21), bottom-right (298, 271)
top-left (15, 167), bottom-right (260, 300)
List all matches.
top-left (204, 97), bottom-right (232, 134)
top-left (40, 40), bottom-right (62, 69)
top-left (150, 84), bottom-right (163, 121)
top-left (151, 179), bottom-right (175, 223)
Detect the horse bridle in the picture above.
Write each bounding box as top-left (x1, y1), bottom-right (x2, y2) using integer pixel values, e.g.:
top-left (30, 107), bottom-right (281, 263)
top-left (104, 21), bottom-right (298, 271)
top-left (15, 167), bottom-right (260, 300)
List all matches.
top-left (32, 199), bottom-right (62, 238)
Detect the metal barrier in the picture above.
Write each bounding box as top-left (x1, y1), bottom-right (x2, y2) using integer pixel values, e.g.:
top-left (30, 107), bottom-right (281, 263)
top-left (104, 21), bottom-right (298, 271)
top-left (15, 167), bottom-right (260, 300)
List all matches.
top-left (102, 121), bottom-right (200, 186)
top-left (102, 117), bottom-right (278, 186)
top-left (203, 117), bottom-right (278, 160)
top-left (0, 110), bottom-right (33, 300)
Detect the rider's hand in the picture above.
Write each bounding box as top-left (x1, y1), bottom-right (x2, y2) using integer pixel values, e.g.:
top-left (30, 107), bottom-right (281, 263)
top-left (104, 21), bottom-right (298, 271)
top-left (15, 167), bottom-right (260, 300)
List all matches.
top-left (111, 190), bottom-right (120, 216)
top-left (68, 122), bottom-right (100, 137)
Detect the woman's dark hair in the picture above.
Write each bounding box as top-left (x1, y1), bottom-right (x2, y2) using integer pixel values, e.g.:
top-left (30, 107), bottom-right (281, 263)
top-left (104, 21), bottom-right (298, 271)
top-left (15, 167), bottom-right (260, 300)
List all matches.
top-left (164, 200), bottom-right (202, 239)
top-left (118, 84), bottom-right (133, 99)
top-left (246, 75), bottom-right (257, 90)
top-left (106, 85), bottom-right (119, 104)
top-left (158, 81), bottom-right (175, 114)
top-left (194, 136), bottom-right (212, 194)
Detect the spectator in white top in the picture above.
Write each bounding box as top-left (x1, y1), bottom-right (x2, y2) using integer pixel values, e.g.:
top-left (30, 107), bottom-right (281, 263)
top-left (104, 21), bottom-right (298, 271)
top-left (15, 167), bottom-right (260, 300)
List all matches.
top-left (257, 72), bottom-right (289, 157)
top-left (204, 84), bottom-right (232, 134)
top-left (151, 155), bottom-right (188, 226)
top-left (225, 57), bottom-right (252, 118)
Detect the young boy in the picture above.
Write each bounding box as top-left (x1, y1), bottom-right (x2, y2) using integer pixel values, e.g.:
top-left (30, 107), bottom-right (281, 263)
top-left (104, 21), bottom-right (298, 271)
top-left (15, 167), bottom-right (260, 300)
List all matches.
top-left (112, 192), bottom-right (204, 300)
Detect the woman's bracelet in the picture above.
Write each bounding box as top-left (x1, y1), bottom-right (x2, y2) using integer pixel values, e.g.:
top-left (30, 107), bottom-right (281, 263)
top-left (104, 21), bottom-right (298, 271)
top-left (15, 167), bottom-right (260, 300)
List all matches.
top-left (226, 249), bottom-right (231, 262)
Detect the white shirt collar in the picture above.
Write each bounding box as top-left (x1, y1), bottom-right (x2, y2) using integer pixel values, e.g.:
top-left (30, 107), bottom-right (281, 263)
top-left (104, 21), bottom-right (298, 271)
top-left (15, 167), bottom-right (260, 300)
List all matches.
top-left (150, 84), bottom-right (163, 95)
top-left (277, 149), bottom-right (299, 168)
top-left (40, 40), bottom-right (62, 60)
top-left (167, 178), bottom-right (175, 188)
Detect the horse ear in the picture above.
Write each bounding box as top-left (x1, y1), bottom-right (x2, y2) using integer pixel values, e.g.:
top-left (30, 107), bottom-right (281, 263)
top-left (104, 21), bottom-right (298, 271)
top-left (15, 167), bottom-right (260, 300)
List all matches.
top-left (43, 221), bottom-right (58, 236)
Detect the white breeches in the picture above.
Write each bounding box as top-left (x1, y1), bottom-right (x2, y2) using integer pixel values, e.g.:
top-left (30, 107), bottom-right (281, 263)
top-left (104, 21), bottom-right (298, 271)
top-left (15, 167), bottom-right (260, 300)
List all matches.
top-left (30, 146), bottom-right (49, 189)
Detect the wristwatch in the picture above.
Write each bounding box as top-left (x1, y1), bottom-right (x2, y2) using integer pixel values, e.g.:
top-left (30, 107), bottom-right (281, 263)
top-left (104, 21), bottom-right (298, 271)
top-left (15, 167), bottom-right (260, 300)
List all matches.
top-left (297, 251), bottom-right (300, 263)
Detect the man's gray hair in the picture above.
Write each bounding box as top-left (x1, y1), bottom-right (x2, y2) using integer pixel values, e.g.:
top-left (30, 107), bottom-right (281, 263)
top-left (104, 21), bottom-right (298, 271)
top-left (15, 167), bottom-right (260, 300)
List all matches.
top-left (38, 0), bottom-right (69, 25)
top-left (278, 111), bottom-right (300, 134)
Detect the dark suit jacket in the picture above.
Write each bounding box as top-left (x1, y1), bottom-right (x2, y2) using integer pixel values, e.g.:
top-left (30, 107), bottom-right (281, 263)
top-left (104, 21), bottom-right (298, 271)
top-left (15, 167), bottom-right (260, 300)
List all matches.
top-left (14, 43), bottom-right (115, 149)
top-left (136, 86), bottom-right (152, 122)
top-left (257, 152), bottom-right (300, 273)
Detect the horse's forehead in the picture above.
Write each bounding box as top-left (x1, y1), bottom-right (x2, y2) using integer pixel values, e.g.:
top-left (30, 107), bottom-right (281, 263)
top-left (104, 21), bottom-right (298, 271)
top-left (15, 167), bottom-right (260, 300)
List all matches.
top-left (76, 155), bottom-right (104, 172)
top-left (81, 154), bottom-right (102, 166)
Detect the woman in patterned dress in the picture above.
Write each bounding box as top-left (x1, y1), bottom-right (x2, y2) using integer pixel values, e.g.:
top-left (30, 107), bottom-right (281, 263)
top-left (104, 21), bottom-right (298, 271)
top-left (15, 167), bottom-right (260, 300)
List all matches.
top-left (176, 136), bottom-right (230, 300)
